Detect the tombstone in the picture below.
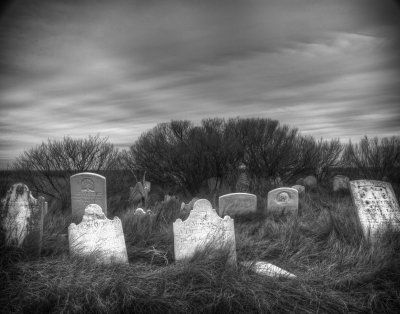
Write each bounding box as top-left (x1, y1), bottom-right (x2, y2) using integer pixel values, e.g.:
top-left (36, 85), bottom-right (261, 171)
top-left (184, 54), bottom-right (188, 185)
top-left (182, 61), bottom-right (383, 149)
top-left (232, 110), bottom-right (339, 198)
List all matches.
top-left (241, 261), bottom-right (296, 278)
top-left (134, 208), bottom-right (146, 215)
top-left (1, 183), bottom-right (46, 256)
top-left (70, 173), bottom-right (107, 220)
top-left (218, 193), bottom-right (257, 217)
top-left (291, 185), bottom-right (305, 197)
top-left (332, 175), bottom-right (350, 192)
top-left (68, 204), bottom-right (128, 264)
top-left (349, 180), bottom-right (400, 242)
top-left (173, 199), bottom-right (236, 264)
top-left (267, 187), bottom-right (298, 215)
top-left (303, 175), bottom-right (317, 190)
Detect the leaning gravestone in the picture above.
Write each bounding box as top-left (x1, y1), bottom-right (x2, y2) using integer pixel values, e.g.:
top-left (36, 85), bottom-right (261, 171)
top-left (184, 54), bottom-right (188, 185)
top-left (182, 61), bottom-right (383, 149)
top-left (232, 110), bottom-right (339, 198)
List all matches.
top-left (1, 183), bottom-right (46, 256)
top-left (70, 172), bottom-right (107, 219)
top-left (350, 180), bottom-right (400, 242)
top-left (173, 199), bottom-right (236, 264)
top-left (68, 204), bottom-right (128, 264)
top-left (267, 187), bottom-right (299, 215)
top-left (218, 193), bottom-right (257, 217)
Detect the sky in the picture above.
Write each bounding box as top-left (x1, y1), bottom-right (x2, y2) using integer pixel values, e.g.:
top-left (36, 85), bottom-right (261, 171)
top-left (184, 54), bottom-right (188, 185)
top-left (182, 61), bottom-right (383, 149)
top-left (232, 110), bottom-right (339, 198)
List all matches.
top-left (0, 0), bottom-right (400, 168)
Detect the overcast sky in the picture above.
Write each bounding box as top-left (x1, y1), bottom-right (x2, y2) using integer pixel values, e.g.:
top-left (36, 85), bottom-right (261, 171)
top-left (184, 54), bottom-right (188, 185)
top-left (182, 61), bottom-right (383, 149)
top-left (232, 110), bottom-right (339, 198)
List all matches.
top-left (0, 0), bottom-right (399, 168)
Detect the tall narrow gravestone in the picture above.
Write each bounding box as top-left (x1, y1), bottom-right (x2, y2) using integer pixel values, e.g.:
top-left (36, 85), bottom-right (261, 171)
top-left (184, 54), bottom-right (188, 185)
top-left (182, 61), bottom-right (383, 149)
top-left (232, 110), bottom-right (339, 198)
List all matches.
top-left (68, 204), bottom-right (128, 264)
top-left (267, 187), bottom-right (298, 215)
top-left (70, 172), bottom-right (107, 219)
top-left (173, 199), bottom-right (236, 264)
top-left (218, 193), bottom-right (257, 217)
top-left (350, 180), bottom-right (400, 242)
top-left (1, 183), bottom-right (46, 256)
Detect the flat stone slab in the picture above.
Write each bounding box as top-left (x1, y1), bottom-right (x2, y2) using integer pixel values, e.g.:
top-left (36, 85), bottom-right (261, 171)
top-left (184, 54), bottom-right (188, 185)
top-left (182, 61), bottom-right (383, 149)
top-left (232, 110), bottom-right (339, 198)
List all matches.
top-left (218, 193), bottom-right (257, 217)
top-left (173, 199), bottom-right (236, 263)
top-left (267, 187), bottom-right (298, 215)
top-left (1, 183), bottom-right (46, 256)
top-left (68, 204), bottom-right (128, 264)
top-left (70, 172), bottom-right (107, 220)
top-left (241, 261), bottom-right (296, 278)
top-left (350, 180), bottom-right (400, 242)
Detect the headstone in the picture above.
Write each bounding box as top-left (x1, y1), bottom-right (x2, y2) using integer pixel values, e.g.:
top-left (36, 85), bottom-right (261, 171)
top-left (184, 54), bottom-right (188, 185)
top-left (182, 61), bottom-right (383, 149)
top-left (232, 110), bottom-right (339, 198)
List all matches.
top-left (332, 175), bottom-right (350, 192)
top-left (173, 199), bottom-right (236, 263)
top-left (267, 187), bottom-right (298, 215)
top-left (1, 183), bottom-right (46, 256)
top-left (291, 185), bottom-right (305, 197)
top-left (241, 261), bottom-right (296, 278)
top-left (218, 193), bottom-right (257, 217)
top-left (350, 180), bottom-right (400, 242)
top-left (70, 172), bottom-right (107, 220)
top-left (68, 204), bottom-right (128, 264)
top-left (134, 208), bottom-right (146, 215)
top-left (303, 175), bottom-right (317, 190)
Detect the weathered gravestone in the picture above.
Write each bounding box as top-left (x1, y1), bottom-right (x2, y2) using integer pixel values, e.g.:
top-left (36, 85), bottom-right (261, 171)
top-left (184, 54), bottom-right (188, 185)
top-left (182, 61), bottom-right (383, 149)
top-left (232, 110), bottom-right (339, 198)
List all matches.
top-left (68, 204), bottom-right (128, 264)
top-left (303, 175), bottom-right (317, 190)
top-left (291, 185), bottom-right (305, 197)
top-left (134, 208), bottom-right (146, 215)
top-left (350, 180), bottom-right (400, 242)
top-left (1, 183), bottom-right (46, 256)
top-left (70, 172), bottom-right (107, 219)
top-left (241, 261), bottom-right (296, 278)
top-left (333, 175), bottom-right (350, 192)
top-left (218, 193), bottom-right (257, 217)
top-left (267, 187), bottom-right (298, 215)
top-left (173, 199), bottom-right (236, 264)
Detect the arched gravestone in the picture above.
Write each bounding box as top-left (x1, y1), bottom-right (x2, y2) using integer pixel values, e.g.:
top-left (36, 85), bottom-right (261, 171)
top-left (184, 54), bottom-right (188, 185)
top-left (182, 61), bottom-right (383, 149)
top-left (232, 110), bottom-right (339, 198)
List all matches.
top-left (349, 180), bottom-right (400, 242)
top-left (1, 183), bottom-right (46, 256)
top-left (70, 172), bottom-right (107, 219)
top-left (267, 187), bottom-right (298, 215)
top-left (68, 204), bottom-right (128, 264)
top-left (218, 193), bottom-right (257, 217)
top-left (173, 199), bottom-right (236, 264)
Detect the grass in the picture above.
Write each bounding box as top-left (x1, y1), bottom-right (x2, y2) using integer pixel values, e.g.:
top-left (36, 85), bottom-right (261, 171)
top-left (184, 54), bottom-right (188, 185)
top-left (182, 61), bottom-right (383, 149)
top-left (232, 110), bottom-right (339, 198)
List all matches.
top-left (1, 186), bottom-right (400, 313)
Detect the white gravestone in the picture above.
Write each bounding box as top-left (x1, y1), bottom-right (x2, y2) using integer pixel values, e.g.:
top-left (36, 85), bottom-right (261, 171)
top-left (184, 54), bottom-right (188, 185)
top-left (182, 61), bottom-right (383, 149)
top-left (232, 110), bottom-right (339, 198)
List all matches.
top-left (350, 180), bottom-right (400, 242)
top-left (241, 261), bottom-right (296, 278)
top-left (70, 172), bottom-right (107, 219)
top-left (218, 193), bottom-right (257, 217)
top-left (267, 187), bottom-right (298, 215)
top-left (68, 204), bottom-right (128, 264)
top-left (1, 183), bottom-right (46, 256)
top-left (173, 199), bottom-right (236, 264)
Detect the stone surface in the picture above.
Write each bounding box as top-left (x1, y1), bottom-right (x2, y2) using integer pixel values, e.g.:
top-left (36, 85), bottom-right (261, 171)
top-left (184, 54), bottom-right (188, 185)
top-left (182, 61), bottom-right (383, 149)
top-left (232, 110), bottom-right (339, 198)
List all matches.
top-left (134, 208), bottom-right (146, 215)
top-left (68, 204), bottom-right (128, 264)
top-left (70, 173), bottom-right (107, 220)
top-left (173, 199), bottom-right (236, 263)
top-left (350, 180), bottom-right (400, 242)
top-left (291, 185), bottom-right (305, 197)
top-left (1, 183), bottom-right (46, 256)
top-left (241, 261), bottom-right (296, 278)
top-left (218, 193), bottom-right (257, 217)
top-left (333, 175), bottom-right (350, 192)
top-left (303, 176), bottom-right (317, 190)
top-left (267, 187), bottom-right (298, 214)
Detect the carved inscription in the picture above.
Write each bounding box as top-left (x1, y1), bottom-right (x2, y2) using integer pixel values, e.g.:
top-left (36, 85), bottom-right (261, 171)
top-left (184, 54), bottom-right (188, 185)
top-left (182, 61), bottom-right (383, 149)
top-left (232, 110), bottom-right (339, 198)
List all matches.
top-left (267, 187), bottom-right (298, 215)
top-left (173, 199), bottom-right (236, 263)
top-left (218, 193), bottom-right (257, 217)
top-left (350, 180), bottom-right (400, 241)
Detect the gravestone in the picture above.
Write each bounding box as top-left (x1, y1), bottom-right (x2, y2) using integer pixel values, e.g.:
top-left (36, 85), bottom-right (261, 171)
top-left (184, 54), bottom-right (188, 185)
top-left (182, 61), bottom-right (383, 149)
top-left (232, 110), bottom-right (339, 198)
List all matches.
top-left (291, 185), bottom-right (305, 197)
top-left (333, 175), bottom-right (350, 192)
top-left (218, 193), bottom-right (257, 217)
top-left (267, 187), bottom-right (298, 215)
top-left (350, 180), bottom-right (400, 242)
top-left (303, 175), bottom-right (317, 190)
top-left (70, 172), bottom-right (107, 219)
top-left (134, 208), bottom-right (146, 215)
top-left (68, 204), bottom-right (128, 264)
top-left (241, 261), bottom-right (296, 278)
top-left (1, 183), bottom-right (46, 256)
top-left (173, 199), bottom-right (236, 264)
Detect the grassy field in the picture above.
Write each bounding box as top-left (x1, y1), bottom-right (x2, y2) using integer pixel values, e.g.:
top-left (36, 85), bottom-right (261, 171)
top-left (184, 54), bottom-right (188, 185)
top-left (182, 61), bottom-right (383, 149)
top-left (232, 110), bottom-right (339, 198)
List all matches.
top-left (1, 182), bottom-right (400, 313)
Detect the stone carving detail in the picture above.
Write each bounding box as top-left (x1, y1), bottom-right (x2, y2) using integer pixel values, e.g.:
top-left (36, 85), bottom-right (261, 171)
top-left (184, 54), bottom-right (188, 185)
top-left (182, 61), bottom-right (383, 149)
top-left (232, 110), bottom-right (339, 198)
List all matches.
top-left (173, 199), bottom-right (236, 264)
top-left (218, 193), bottom-right (257, 217)
top-left (350, 180), bottom-right (400, 242)
top-left (267, 187), bottom-right (298, 214)
top-left (68, 204), bottom-right (128, 264)
top-left (70, 172), bottom-right (107, 220)
top-left (1, 183), bottom-right (46, 256)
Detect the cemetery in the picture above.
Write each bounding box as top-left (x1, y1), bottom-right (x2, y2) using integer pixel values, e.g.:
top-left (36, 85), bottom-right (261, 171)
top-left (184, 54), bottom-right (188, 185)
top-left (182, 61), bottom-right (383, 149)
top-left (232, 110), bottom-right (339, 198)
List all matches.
top-left (1, 128), bottom-right (400, 313)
